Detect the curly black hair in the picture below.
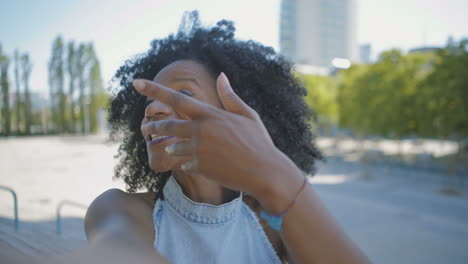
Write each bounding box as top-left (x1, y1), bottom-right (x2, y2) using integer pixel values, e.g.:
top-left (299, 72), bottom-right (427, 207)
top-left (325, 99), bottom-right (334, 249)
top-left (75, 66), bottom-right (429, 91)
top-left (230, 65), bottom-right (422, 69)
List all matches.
top-left (108, 11), bottom-right (323, 197)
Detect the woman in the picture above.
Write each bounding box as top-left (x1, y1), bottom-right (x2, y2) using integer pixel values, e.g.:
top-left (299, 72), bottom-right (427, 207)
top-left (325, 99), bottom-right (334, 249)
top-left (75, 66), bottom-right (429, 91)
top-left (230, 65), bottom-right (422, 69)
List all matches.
top-left (84, 12), bottom-right (369, 264)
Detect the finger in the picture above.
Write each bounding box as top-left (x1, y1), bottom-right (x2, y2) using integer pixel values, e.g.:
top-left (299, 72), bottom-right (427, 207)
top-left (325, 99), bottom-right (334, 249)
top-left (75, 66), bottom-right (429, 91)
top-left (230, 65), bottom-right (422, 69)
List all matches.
top-left (180, 158), bottom-right (199, 173)
top-left (165, 141), bottom-right (193, 156)
top-left (216, 73), bottom-right (256, 119)
top-left (171, 155), bottom-right (194, 167)
top-left (170, 155), bottom-right (198, 173)
top-left (133, 79), bottom-right (210, 119)
top-left (142, 119), bottom-right (194, 138)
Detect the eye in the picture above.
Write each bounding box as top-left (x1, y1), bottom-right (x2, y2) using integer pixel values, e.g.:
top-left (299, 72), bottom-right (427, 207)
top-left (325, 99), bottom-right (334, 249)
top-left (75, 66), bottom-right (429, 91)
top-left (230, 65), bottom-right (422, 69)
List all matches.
top-left (179, 89), bottom-right (193, 96)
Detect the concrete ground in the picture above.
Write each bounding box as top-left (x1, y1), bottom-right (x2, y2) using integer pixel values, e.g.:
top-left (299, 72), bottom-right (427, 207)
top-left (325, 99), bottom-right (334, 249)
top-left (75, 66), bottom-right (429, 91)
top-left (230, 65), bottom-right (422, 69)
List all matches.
top-left (0, 135), bottom-right (467, 263)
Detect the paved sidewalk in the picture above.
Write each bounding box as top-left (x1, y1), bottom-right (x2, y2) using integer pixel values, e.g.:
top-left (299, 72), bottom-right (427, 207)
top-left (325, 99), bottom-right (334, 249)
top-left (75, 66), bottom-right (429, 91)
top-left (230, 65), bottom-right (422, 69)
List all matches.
top-left (312, 157), bottom-right (468, 264)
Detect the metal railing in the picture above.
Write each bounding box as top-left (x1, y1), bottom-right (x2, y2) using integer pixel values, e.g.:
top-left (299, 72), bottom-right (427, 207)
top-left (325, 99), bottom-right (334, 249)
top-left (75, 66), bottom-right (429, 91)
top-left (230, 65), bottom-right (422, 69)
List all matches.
top-left (56, 200), bottom-right (88, 235)
top-left (0, 185), bottom-right (19, 231)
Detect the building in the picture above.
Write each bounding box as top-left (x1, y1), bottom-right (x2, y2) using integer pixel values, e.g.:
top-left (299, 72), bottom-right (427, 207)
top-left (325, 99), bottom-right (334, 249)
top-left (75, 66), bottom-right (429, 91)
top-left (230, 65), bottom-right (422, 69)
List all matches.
top-left (279, 0), bottom-right (357, 70)
top-left (359, 43), bottom-right (371, 63)
top-left (408, 46), bottom-right (440, 54)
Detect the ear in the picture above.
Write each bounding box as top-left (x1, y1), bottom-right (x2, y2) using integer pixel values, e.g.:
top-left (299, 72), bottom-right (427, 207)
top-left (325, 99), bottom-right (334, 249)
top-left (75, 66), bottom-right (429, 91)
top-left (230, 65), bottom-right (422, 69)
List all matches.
top-left (216, 73), bottom-right (255, 118)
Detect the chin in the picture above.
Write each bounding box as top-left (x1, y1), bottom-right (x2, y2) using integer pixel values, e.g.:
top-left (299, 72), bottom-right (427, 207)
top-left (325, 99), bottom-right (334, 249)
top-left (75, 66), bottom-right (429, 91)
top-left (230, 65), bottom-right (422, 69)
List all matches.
top-left (148, 154), bottom-right (176, 173)
top-left (149, 161), bottom-right (171, 173)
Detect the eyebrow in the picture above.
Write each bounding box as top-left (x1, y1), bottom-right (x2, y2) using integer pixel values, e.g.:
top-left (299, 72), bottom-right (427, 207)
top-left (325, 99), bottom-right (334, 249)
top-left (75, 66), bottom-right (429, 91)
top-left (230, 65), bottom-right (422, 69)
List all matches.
top-left (170, 77), bottom-right (200, 87)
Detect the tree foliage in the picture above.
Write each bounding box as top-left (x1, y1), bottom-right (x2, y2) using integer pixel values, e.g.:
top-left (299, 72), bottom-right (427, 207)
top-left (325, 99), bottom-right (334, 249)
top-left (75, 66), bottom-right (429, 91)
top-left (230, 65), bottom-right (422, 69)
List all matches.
top-left (0, 45), bottom-right (11, 135)
top-left (47, 37), bottom-right (108, 135)
top-left (299, 74), bottom-right (338, 134)
top-left (337, 50), bottom-right (433, 138)
top-left (49, 36), bottom-right (66, 132)
top-left (14, 50), bottom-right (22, 133)
top-left (330, 39), bottom-right (468, 141)
top-left (1, 36), bottom-right (108, 137)
top-left (419, 40), bottom-right (468, 139)
top-left (20, 53), bottom-right (32, 134)
top-left (2, 37), bottom-right (467, 139)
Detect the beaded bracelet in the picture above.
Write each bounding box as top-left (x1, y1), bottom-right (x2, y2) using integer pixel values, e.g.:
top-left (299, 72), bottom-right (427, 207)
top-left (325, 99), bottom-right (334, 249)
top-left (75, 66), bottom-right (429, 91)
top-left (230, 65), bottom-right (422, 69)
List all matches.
top-left (260, 177), bottom-right (308, 231)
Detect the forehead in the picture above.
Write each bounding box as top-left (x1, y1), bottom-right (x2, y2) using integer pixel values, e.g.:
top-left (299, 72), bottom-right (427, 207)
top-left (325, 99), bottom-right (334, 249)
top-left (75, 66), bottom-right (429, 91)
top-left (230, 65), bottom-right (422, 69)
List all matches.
top-left (153, 60), bottom-right (214, 82)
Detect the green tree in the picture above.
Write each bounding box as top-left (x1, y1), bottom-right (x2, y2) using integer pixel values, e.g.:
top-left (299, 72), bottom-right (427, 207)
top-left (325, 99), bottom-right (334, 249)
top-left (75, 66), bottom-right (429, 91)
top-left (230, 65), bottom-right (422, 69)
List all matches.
top-left (0, 45), bottom-right (11, 136)
top-left (20, 53), bottom-right (33, 135)
top-left (14, 50), bottom-right (22, 134)
top-left (334, 42), bottom-right (467, 183)
top-left (337, 50), bottom-right (432, 139)
top-left (337, 63), bottom-right (372, 135)
top-left (48, 36), bottom-right (66, 133)
top-left (300, 74), bottom-right (338, 135)
top-left (421, 39), bottom-right (468, 140)
top-left (87, 45), bottom-right (107, 133)
top-left (76, 43), bottom-right (93, 134)
top-left (67, 41), bottom-right (77, 133)
top-left (421, 39), bottom-right (468, 184)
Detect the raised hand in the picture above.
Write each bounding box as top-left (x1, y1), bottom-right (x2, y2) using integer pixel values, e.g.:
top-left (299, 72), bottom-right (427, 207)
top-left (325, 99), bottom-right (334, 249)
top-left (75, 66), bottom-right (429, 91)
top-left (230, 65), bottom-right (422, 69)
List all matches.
top-left (134, 73), bottom-right (302, 213)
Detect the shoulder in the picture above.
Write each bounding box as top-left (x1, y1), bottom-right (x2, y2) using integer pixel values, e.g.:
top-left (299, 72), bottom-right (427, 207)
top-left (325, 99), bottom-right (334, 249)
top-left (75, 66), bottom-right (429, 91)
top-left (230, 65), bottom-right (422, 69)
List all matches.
top-left (88, 188), bottom-right (157, 212)
top-left (84, 189), bottom-right (158, 241)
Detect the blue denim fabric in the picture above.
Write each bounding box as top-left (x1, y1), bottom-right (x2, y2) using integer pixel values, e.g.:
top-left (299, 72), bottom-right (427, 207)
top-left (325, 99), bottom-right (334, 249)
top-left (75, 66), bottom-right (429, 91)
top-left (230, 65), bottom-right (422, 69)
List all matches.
top-left (153, 176), bottom-right (282, 264)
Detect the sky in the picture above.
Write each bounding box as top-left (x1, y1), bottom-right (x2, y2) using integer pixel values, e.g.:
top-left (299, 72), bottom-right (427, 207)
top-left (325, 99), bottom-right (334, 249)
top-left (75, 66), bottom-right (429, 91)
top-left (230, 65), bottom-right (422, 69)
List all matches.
top-left (1, 0), bottom-right (467, 94)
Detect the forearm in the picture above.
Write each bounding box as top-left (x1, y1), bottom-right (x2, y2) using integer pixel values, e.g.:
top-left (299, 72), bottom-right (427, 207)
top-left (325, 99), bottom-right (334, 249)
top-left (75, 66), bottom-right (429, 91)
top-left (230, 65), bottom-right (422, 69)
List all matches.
top-left (282, 183), bottom-right (369, 263)
top-left (80, 216), bottom-right (168, 264)
top-left (86, 214), bottom-right (152, 247)
top-left (50, 232), bottom-right (168, 264)
top-left (82, 189), bottom-right (167, 263)
top-left (258, 156), bottom-right (370, 264)
top-left (87, 215), bottom-right (150, 248)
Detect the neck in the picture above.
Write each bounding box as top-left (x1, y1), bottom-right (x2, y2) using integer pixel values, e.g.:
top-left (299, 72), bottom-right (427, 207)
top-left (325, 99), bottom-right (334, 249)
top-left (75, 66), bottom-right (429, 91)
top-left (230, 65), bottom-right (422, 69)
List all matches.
top-left (172, 170), bottom-right (237, 205)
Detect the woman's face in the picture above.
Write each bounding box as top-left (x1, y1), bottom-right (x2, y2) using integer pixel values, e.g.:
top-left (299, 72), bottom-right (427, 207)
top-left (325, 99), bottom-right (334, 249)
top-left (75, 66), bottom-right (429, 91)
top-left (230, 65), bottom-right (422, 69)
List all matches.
top-left (141, 60), bottom-right (223, 172)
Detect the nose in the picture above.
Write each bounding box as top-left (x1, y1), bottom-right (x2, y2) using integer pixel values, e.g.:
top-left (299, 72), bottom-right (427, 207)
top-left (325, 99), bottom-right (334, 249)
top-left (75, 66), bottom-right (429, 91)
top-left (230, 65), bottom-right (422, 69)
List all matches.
top-left (144, 99), bottom-right (174, 120)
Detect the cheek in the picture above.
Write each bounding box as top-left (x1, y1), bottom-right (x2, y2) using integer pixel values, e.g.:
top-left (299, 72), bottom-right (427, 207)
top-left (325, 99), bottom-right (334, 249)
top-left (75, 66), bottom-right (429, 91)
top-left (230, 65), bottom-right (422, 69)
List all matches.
top-left (205, 93), bottom-right (224, 109)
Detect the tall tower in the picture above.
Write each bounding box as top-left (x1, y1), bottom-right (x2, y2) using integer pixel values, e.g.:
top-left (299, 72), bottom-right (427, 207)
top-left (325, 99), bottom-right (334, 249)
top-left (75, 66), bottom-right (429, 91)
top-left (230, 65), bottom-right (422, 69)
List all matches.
top-left (280, 0), bottom-right (357, 69)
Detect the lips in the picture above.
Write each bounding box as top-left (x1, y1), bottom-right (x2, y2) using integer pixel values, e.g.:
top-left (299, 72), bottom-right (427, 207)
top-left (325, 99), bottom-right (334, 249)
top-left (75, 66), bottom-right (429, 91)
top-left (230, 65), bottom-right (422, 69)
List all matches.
top-left (147, 136), bottom-right (175, 146)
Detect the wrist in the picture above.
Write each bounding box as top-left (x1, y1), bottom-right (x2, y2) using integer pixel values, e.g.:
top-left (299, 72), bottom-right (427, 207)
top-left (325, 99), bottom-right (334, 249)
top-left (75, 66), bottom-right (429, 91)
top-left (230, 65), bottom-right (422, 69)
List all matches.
top-left (254, 151), bottom-right (306, 215)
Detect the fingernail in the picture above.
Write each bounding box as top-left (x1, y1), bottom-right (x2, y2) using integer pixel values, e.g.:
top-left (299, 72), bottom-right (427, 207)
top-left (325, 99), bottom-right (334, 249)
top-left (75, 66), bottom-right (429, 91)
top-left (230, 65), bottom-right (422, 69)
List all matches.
top-left (220, 72), bottom-right (231, 90)
top-left (133, 79), bottom-right (146, 91)
top-left (181, 162), bottom-right (192, 172)
top-left (165, 145), bottom-right (175, 154)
